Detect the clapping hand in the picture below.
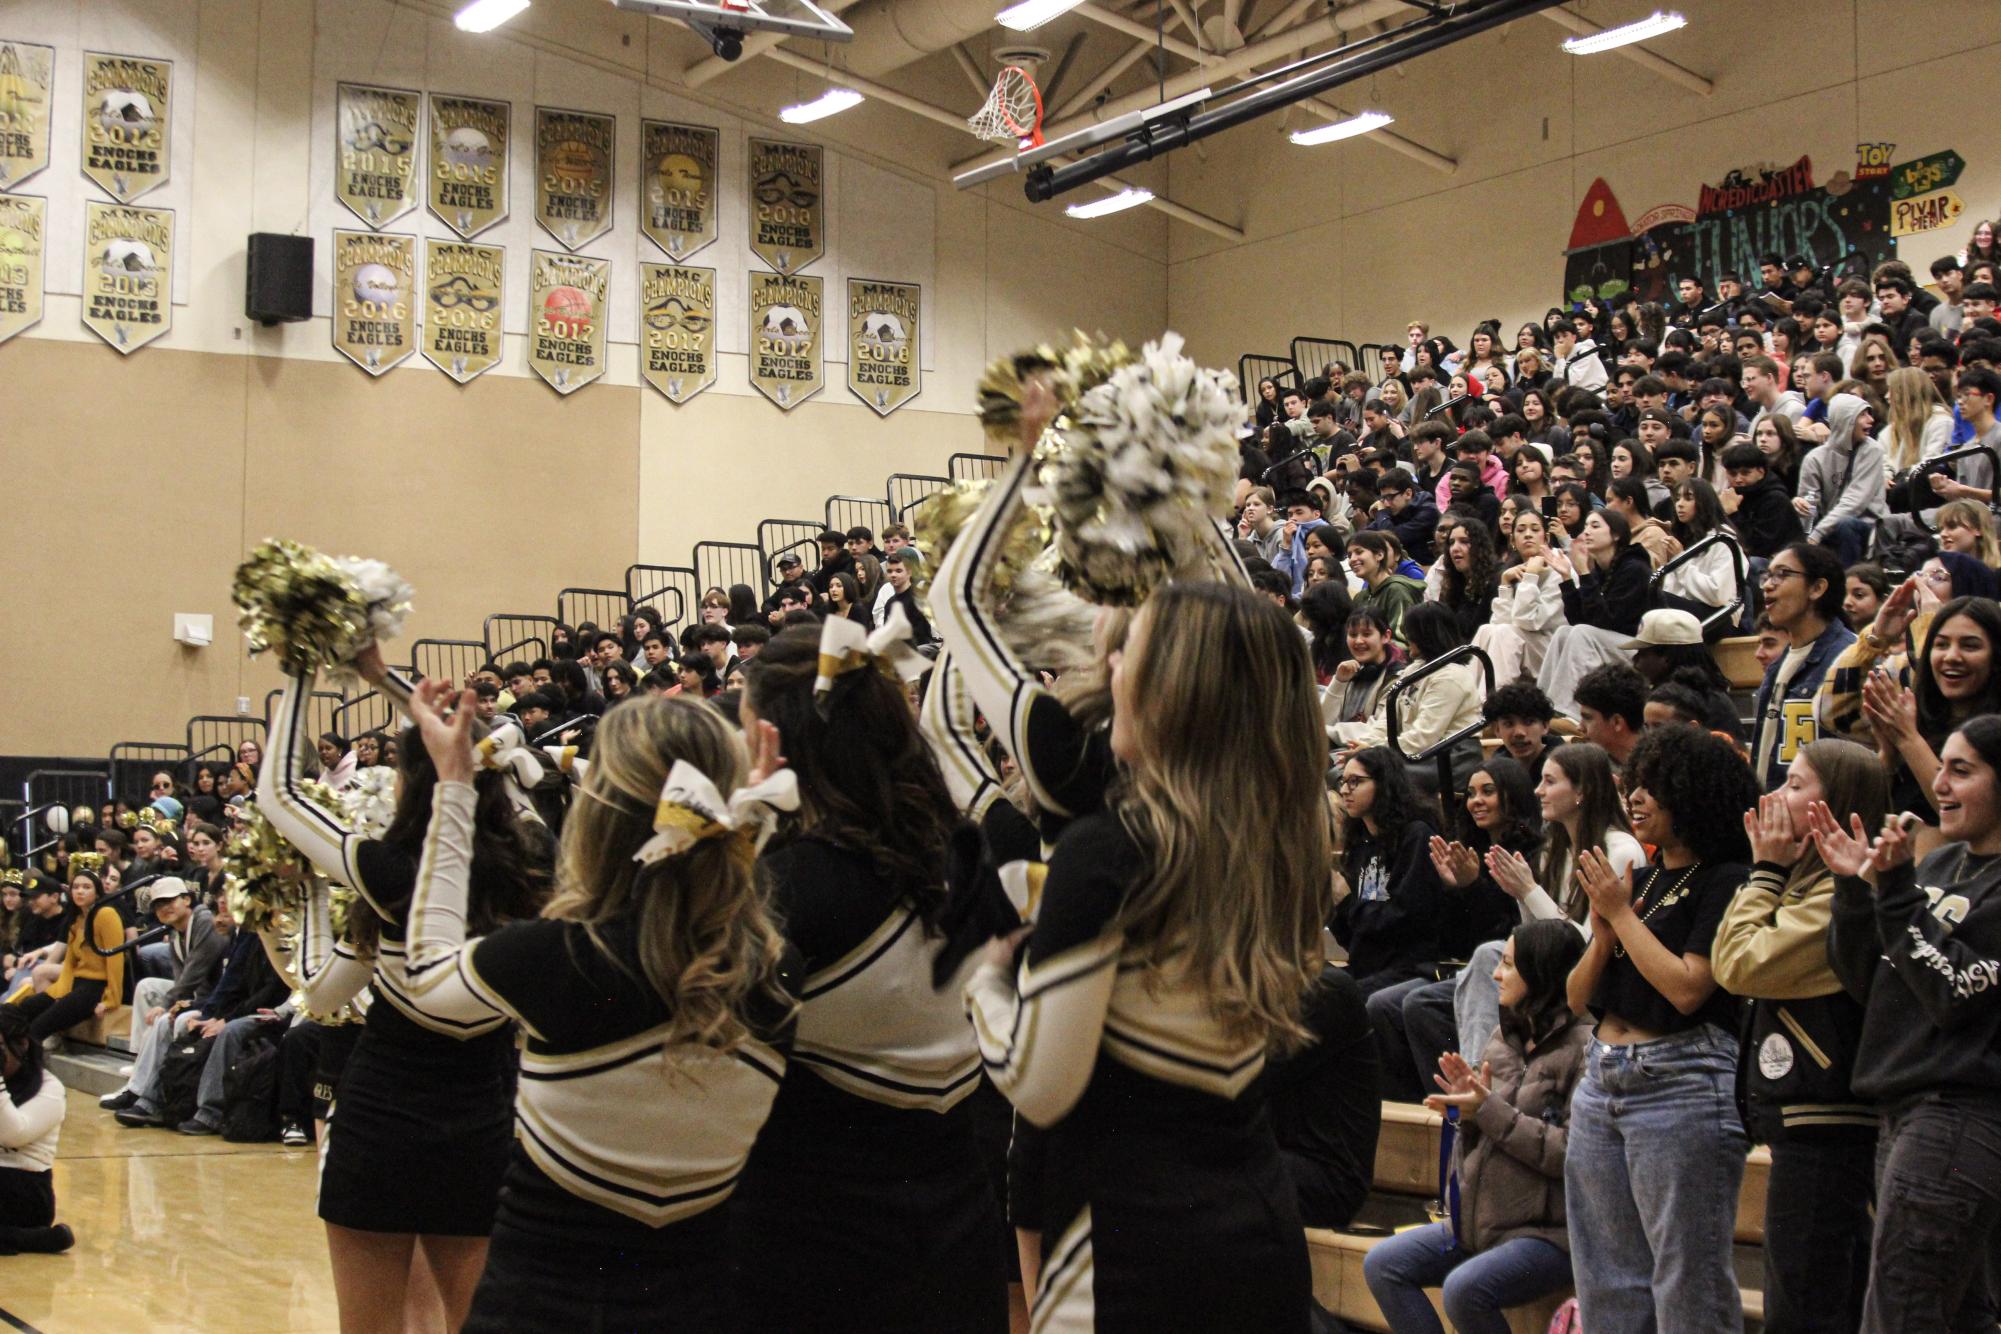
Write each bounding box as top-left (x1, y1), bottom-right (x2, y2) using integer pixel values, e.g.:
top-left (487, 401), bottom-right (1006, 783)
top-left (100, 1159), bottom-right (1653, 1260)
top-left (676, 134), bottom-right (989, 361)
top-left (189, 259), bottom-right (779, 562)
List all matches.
top-left (1428, 836), bottom-right (1481, 888)
top-left (1574, 848), bottom-right (1632, 921)
top-left (1807, 802), bottom-right (1916, 881)
top-left (1743, 791), bottom-right (1804, 867)
top-left (1485, 846), bottom-right (1538, 901)
top-left (1862, 670), bottom-right (1919, 750)
top-left (407, 679), bottom-right (477, 785)
top-left (1871, 579), bottom-right (1922, 646)
top-left (1543, 545), bottom-right (1575, 579)
top-left (744, 719), bottom-right (787, 787)
top-left (1425, 1051), bottom-right (1491, 1115)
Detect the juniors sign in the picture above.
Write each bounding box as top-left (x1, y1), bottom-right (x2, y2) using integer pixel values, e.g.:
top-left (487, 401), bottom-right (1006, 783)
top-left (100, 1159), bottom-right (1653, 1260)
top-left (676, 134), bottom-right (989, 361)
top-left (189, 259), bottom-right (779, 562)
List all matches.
top-left (749, 270), bottom-right (822, 409)
top-left (81, 52), bottom-right (171, 203)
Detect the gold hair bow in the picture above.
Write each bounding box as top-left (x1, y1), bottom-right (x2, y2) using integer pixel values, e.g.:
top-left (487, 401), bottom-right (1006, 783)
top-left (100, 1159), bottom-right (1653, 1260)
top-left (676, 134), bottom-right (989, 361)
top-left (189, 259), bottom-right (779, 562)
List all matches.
top-left (117, 810), bottom-right (139, 830)
top-left (633, 761), bottom-right (799, 867)
top-left (812, 603), bottom-right (928, 715)
top-left (476, 725), bottom-right (547, 789)
top-left (1, 869), bottom-right (22, 888)
top-left (70, 852), bottom-right (107, 874)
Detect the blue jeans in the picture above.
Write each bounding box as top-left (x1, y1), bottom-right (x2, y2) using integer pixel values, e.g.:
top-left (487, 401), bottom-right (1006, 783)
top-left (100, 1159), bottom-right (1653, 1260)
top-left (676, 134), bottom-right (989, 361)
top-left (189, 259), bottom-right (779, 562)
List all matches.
top-left (1824, 517), bottom-right (1873, 566)
top-left (1362, 1222), bottom-right (1571, 1334)
top-left (1565, 1025), bottom-right (1748, 1333)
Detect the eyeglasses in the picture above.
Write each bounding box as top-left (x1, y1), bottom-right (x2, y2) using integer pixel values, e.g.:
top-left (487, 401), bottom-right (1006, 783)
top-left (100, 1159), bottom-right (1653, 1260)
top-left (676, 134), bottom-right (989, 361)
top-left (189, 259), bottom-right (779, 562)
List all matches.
top-left (1760, 566), bottom-right (1806, 586)
top-left (1334, 776), bottom-right (1372, 792)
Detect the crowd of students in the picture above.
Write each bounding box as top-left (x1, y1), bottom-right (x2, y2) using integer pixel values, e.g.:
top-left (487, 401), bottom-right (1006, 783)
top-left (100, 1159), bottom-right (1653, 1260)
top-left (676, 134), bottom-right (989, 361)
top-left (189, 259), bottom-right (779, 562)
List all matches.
top-left (4, 236), bottom-right (2001, 1330)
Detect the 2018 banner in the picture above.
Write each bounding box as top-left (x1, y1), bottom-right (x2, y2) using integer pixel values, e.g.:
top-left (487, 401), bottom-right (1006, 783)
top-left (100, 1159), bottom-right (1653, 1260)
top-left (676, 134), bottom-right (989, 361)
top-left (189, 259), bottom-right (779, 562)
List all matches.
top-left (846, 278), bottom-right (920, 416)
top-left (748, 138), bottom-right (823, 274)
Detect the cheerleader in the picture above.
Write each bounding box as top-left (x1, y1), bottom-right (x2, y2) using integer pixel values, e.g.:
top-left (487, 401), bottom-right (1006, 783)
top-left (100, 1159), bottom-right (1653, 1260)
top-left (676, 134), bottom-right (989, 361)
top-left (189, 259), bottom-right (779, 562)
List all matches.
top-left (0, 1007), bottom-right (71, 1255)
top-left (965, 581), bottom-right (1330, 1330)
top-left (730, 622), bottom-right (1010, 1333)
top-left (388, 682), bottom-right (797, 1330)
top-left (257, 649), bottom-right (550, 1333)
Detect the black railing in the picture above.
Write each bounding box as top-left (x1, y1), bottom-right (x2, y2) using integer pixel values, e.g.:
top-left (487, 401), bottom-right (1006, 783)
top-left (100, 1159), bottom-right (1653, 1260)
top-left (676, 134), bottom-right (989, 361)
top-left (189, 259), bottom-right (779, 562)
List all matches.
top-left (948, 453), bottom-right (1007, 483)
top-left (1383, 644), bottom-right (1496, 814)
top-left (887, 474), bottom-right (951, 523)
top-left (14, 770), bottom-right (110, 867)
top-left (258, 691), bottom-right (346, 747)
top-left (1356, 341), bottom-right (1398, 374)
top-left (758, 519), bottom-right (824, 585)
top-left (484, 613), bottom-right (558, 666)
top-left (1907, 444), bottom-right (2001, 535)
top-left (108, 742), bottom-right (192, 806)
top-left (693, 541), bottom-right (764, 597)
top-left (187, 717), bottom-right (266, 777)
top-left (1238, 352), bottom-right (1300, 403)
top-left (1648, 530), bottom-right (1748, 632)
top-left (825, 494), bottom-right (893, 538)
top-left (1291, 336), bottom-right (1359, 382)
top-left (412, 638), bottom-right (490, 688)
top-left (555, 590), bottom-right (630, 638)
top-left (332, 691), bottom-right (397, 741)
top-left (625, 565), bottom-right (696, 631)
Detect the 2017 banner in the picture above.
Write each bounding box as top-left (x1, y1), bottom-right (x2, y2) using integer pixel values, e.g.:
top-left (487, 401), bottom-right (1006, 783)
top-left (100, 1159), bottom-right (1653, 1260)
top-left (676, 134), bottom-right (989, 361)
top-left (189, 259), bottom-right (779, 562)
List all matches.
top-left (749, 270), bottom-right (823, 409)
top-left (639, 262), bottom-right (716, 404)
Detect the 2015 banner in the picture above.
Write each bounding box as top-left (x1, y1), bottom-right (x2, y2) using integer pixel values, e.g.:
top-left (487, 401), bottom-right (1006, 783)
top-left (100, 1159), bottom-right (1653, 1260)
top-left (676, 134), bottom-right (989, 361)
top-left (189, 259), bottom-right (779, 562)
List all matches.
top-left (535, 107), bottom-right (614, 251)
top-left (642, 120), bottom-right (717, 261)
top-left (428, 94), bottom-right (509, 239)
top-left (335, 82), bottom-right (420, 228)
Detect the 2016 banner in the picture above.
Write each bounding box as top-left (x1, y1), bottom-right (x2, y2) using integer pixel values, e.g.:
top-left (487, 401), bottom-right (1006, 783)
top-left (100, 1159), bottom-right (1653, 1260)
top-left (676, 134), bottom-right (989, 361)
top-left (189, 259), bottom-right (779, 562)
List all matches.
top-left (529, 249), bottom-right (608, 395)
top-left (428, 94), bottom-right (509, 239)
top-left (0, 40), bottom-right (55, 190)
top-left (748, 138), bottom-right (822, 273)
top-left (847, 278), bottom-right (920, 416)
top-left (0, 192), bottom-right (44, 344)
top-left (331, 229), bottom-right (416, 376)
top-left (423, 239), bottom-right (504, 383)
top-left (535, 107), bottom-right (613, 250)
top-left (336, 82), bottom-right (420, 228)
top-left (749, 270), bottom-right (823, 409)
top-left (639, 262), bottom-right (715, 404)
top-left (642, 119), bottom-right (717, 261)
top-left (82, 52), bottom-right (171, 203)
top-left (81, 199), bottom-right (172, 353)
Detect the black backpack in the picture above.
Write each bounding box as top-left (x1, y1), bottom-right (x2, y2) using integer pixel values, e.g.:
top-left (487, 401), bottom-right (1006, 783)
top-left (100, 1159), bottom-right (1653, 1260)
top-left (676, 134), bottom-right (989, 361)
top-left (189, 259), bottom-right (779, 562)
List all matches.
top-left (221, 1029), bottom-right (284, 1142)
top-left (157, 1033), bottom-right (216, 1127)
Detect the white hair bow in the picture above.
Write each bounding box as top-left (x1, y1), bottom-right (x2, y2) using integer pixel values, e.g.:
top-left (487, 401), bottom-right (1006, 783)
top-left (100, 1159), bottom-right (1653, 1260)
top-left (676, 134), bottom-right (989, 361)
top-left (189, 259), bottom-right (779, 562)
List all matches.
top-left (476, 725), bottom-right (547, 788)
top-left (813, 602), bottom-right (928, 714)
top-left (542, 744), bottom-right (587, 783)
top-left (633, 760), bottom-right (800, 867)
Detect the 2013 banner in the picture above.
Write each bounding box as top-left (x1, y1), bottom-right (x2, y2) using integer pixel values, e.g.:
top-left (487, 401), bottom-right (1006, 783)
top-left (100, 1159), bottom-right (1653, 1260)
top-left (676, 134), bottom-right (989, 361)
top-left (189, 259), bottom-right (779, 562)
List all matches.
top-left (642, 119), bottom-right (718, 261)
top-left (81, 199), bottom-right (172, 353)
top-left (0, 192), bottom-right (44, 344)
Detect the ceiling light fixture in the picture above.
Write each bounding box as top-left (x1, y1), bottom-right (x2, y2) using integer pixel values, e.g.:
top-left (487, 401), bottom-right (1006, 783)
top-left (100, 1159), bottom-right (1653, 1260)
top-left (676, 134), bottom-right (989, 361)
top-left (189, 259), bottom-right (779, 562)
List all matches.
top-left (1064, 186), bottom-right (1153, 219)
top-left (1288, 109), bottom-right (1394, 146)
top-left (779, 87), bottom-right (864, 123)
top-left (996, 0), bottom-right (1086, 33)
top-left (453, 0), bottom-right (529, 33)
top-left (1561, 9), bottom-right (1686, 55)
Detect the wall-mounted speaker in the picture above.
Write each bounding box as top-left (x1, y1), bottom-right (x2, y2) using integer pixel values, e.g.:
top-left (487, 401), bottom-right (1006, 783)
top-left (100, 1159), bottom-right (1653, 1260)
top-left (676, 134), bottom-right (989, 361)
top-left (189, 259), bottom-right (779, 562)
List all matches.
top-left (246, 233), bottom-right (313, 325)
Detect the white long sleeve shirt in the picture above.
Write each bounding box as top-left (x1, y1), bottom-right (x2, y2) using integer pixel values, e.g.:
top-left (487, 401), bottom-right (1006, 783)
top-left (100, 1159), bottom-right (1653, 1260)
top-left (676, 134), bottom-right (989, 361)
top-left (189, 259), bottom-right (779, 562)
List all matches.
top-left (0, 1070), bottom-right (65, 1173)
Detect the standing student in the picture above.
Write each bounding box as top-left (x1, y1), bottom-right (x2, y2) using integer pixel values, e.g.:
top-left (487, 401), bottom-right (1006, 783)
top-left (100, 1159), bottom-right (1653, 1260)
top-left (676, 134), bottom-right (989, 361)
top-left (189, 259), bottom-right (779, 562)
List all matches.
top-left (1712, 740), bottom-right (1888, 1334)
top-left (733, 624), bottom-right (1008, 1334)
top-left (965, 582), bottom-right (1328, 1332)
top-left (1563, 724), bottom-right (1761, 1333)
top-left (1751, 542), bottom-right (1854, 791)
top-left (1819, 716), bottom-right (2001, 1330)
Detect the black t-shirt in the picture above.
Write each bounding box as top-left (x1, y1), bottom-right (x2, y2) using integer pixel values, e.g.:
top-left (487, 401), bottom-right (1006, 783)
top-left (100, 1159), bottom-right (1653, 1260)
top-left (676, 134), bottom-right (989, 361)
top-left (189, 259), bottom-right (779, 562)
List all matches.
top-left (13, 908), bottom-right (69, 956)
top-left (1589, 859), bottom-right (1745, 1035)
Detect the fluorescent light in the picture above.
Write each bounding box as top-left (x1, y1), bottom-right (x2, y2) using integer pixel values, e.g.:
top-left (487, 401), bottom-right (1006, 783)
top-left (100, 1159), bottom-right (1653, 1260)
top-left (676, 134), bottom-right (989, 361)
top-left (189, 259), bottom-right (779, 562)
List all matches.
top-left (453, 0), bottom-right (528, 32)
top-left (780, 88), bottom-right (863, 124)
top-left (996, 0), bottom-right (1085, 32)
top-left (1289, 110), bottom-right (1394, 146)
top-left (1562, 9), bottom-right (1686, 54)
top-left (1065, 187), bottom-right (1153, 219)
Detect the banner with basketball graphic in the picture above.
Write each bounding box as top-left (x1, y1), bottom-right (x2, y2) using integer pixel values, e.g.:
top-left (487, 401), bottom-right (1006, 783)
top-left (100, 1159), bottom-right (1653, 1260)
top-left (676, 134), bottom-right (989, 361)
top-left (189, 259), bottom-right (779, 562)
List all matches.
top-left (81, 52), bottom-right (171, 203)
top-left (748, 138), bottom-right (823, 273)
top-left (428, 94), bottom-right (509, 239)
top-left (642, 120), bottom-right (717, 261)
top-left (331, 229), bottom-right (416, 376)
top-left (335, 83), bottom-right (420, 228)
top-left (81, 199), bottom-right (171, 353)
top-left (846, 278), bottom-right (920, 416)
top-left (749, 270), bottom-right (822, 409)
top-left (535, 107), bottom-right (614, 251)
top-left (639, 262), bottom-right (715, 404)
top-left (528, 249), bottom-right (608, 395)
top-left (0, 192), bottom-right (44, 344)
top-left (423, 239), bottom-right (504, 383)
top-left (0, 40), bottom-right (55, 190)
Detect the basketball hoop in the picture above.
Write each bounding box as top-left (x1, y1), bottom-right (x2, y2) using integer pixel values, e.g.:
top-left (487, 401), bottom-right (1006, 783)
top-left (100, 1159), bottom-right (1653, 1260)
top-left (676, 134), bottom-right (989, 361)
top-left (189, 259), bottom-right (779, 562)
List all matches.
top-left (968, 65), bottom-right (1044, 149)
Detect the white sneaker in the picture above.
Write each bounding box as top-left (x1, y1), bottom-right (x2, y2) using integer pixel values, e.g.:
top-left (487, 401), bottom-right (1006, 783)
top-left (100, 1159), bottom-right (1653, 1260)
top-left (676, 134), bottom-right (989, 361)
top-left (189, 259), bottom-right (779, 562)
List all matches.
top-left (118, 1064), bottom-right (134, 1077)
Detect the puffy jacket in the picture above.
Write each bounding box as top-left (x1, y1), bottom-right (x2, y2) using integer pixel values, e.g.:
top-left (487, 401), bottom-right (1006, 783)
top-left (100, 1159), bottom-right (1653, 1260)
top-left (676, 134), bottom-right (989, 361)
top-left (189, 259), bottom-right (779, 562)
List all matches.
top-left (1454, 1014), bottom-right (1592, 1253)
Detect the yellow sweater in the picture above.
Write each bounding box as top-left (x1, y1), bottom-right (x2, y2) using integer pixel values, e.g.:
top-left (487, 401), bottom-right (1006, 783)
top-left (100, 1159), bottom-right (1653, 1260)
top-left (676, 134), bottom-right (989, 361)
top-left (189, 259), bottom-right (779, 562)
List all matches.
top-left (46, 904), bottom-right (125, 1006)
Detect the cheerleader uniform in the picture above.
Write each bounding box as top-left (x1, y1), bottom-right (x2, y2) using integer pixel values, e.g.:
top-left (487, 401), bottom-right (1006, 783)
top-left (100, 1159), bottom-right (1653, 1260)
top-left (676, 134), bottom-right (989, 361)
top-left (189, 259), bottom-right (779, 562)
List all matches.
top-left (965, 813), bottom-right (1311, 1333)
top-left (392, 782), bottom-right (794, 1329)
top-left (258, 669), bottom-right (527, 1237)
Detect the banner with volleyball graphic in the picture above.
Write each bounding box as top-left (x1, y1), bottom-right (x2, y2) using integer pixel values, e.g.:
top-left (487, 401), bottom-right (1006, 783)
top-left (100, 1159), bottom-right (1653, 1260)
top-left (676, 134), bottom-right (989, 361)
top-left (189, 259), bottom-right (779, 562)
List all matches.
top-left (335, 82), bottom-right (420, 229)
top-left (428, 94), bottom-right (509, 240)
top-left (82, 51), bottom-right (171, 204)
top-left (535, 107), bottom-right (614, 251)
top-left (529, 249), bottom-right (608, 394)
top-left (643, 120), bottom-right (718, 261)
top-left (331, 230), bottom-right (416, 376)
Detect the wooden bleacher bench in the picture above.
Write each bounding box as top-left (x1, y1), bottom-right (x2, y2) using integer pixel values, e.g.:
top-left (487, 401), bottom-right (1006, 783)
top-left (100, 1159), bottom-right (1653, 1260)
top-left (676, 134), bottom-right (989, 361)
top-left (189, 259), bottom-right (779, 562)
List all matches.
top-left (62, 1004), bottom-right (126, 1049)
top-left (1713, 636), bottom-right (1764, 691)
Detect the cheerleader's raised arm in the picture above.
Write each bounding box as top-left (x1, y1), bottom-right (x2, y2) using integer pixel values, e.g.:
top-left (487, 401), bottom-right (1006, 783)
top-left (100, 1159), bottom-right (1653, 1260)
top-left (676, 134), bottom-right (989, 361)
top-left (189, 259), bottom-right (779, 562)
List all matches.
top-left (917, 649), bottom-right (1003, 821)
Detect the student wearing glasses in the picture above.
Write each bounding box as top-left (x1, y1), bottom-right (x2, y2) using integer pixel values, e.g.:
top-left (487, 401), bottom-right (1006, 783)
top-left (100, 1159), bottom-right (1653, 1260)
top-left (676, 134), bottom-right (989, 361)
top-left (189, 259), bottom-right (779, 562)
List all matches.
top-left (1748, 543), bottom-right (1854, 792)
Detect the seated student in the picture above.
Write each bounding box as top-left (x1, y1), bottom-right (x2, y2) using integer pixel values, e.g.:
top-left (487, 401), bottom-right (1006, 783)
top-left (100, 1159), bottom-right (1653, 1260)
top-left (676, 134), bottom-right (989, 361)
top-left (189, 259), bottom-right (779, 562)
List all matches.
top-left (635, 632), bottom-right (675, 680)
top-left (3, 868), bottom-right (122, 1040)
top-left (1347, 532), bottom-right (1428, 639)
top-left (1324, 607), bottom-right (1404, 735)
top-left (1657, 479), bottom-right (1740, 626)
top-left (1483, 683), bottom-right (1561, 770)
top-left (1332, 747), bottom-right (1445, 998)
top-left (1719, 441), bottom-right (1805, 562)
top-left (1368, 469), bottom-right (1441, 566)
top-left (119, 879), bottom-right (223, 1060)
top-left (1535, 509), bottom-right (1653, 718)
top-left (1476, 509), bottom-right (1565, 684)
top-left (1796, 393), bottom-right (1889, 565)
top-left (1820, 716), bottom-right (2001, 1330)
top-left (1436, 513), bottom-right (1500, 638)
top-left (1649, 438), bottom-right (1702, 519)
top-left (1333, 605), bottom-right (1485, 780)
top-left (1748, 542), bottom-right (1854, 791)
top-left (0, 1007), bottom-right (72, 1256)
top-left (4, 880), bottom-right (68, 997)
top-left (1841, 561), bottom-right (1894, 636)
top-left (1363, 921), bottom-right (1590, 1334)
top-left (1572, 664), bottom-right (1646, 773)
top-left (1275, 489), bottom-right (1335, 597)
top-left (1268, 966), bottom-right (1383, 1234)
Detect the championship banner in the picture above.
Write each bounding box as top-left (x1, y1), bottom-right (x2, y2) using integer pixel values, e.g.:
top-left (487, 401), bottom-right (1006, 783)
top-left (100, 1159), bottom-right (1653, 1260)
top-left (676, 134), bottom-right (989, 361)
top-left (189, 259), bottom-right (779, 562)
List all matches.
top-left (846, 278), bottom-right (920, 416)
top-left (749, 270), bottom-right (823, 409)
top-left (639, 262), bottom-right (715, 404)
top-left (81, 52), bottom-right (171, 203)
top-left (0, 40), bottom-right (55, 190)
top-left (0, 193), bottom-right (44, 344)
top-left (423, 239), bottom-right (504, 383)
top-left (428, 94), bottom-right (509, 239)
top-left (331, 229), bottom-right (416, 376)
top-left (528, 249), bottom-right (608, 394)
top-left (535, 107), bottom-right (614, 250)
top-left (81, 199), bottom-right (172, 353)
top-left (336, 83), bottom-right (420, 228)
top-left (748, 137), bottom-right (823, 273)
top-left (642, 119), bottom-right (717, 261)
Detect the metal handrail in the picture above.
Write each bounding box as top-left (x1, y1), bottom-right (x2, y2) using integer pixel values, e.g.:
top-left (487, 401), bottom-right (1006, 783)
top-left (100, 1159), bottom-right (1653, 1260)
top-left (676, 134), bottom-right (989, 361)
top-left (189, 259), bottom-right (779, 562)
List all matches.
top-left (483, 613), bottom-right (558, 665)
top-left (1238, 352), bottom-right (1301, 403)
top-left (1383, 643), bottom-right (1496, 816)
top-left (1646, 529), bottom-right (1748, 631)
top-left (765, 533), bottom-right (824, 584)
top-left (947, 452), bottom-right (1007, 483)
top-left (1291, 336), bottom-right (1360, 382)
top-left (886, 473), bottom-right (951, 524)
top-left (625, 565), bottom-right (696, 631)
top-left (1906, 444), bottom-right (2001, 535)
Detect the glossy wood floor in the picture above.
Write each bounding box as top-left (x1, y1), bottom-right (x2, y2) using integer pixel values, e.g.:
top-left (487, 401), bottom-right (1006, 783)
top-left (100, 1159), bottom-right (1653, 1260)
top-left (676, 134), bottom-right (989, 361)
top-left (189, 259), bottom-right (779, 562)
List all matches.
top-left (4, 1089), bottom-right (338, 1333)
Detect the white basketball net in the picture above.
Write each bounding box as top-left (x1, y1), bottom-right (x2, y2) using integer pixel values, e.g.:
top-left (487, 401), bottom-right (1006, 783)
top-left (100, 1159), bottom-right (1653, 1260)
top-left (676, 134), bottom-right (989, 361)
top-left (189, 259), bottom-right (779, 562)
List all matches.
top-left (968, 66), bottom-right (1043, 147)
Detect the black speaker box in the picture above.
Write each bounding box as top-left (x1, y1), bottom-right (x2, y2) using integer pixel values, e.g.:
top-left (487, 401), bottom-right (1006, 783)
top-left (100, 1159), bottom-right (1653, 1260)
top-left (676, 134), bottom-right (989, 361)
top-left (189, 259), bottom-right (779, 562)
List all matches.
top-left (245, 233), bottom-right (313, 325)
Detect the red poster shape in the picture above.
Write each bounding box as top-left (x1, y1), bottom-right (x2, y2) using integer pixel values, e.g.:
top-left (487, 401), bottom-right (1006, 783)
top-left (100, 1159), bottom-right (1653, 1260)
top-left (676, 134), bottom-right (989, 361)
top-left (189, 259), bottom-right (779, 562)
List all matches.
top-left (1568, 177), bottom-right (1631, 250)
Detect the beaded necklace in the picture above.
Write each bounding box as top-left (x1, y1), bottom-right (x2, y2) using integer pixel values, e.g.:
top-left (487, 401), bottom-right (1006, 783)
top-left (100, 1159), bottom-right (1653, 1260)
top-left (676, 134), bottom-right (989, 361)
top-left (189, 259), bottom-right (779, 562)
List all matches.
top-left (1612, 861), bottom-right (1702, 958)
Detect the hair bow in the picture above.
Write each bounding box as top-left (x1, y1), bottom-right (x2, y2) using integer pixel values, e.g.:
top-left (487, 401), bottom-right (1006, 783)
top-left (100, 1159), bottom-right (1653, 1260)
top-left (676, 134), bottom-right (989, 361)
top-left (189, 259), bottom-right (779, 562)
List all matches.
top-left (1, 869), bottom-right (22, 888)
top-left (542, 745), bottom-right (587, 783)
top-left (476, 725), bottom-right (548, 789)
top-left (812, 602), bottom-right (928, 716)
top-left (633, 760), bottom-right (800, 867)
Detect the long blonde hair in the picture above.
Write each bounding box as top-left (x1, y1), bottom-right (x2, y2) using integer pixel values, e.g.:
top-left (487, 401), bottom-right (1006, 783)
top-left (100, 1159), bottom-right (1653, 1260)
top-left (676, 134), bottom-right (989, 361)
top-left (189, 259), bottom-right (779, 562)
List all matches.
top-left (1885, 366), bottom-right (1949, 471)
top-left (545, 697), bottom-right (792, 1049)
top-left (1113, 583), bottom-right (1330, 1050)
top-left (1937, 498), bottom-right (2001, 566)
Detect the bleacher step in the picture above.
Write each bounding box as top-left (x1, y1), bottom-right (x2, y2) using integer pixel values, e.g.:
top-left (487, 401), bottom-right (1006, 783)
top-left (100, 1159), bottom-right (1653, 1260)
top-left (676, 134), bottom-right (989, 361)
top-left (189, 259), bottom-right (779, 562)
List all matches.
top-left (47, 1042), bottom-right (129, 1096)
